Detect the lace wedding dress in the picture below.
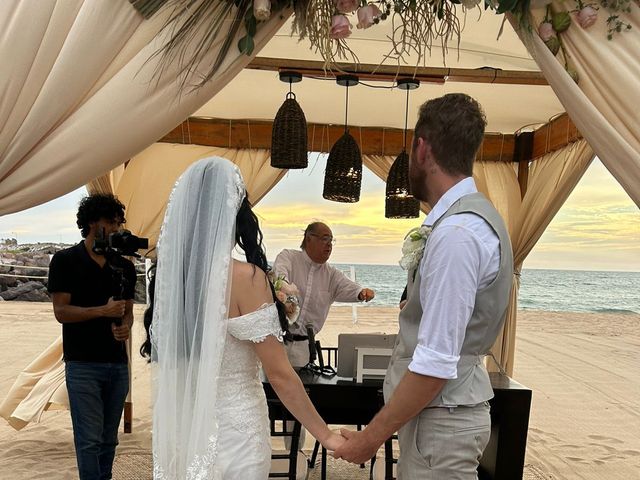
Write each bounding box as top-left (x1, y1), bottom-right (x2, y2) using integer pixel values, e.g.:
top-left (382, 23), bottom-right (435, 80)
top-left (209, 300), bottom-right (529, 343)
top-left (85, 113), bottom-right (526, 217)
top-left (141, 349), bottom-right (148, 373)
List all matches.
top-left (152, 158), bottom-right (284, 479)
top-left (215, 303), bottom-right (284, 479)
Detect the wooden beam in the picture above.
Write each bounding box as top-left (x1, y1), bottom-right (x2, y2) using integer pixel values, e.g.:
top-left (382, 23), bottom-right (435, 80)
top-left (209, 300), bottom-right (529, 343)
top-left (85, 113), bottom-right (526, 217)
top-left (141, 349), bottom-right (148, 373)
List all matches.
top-left (247, 57), bottom-right (549, 86)
top-left (159, 117), bottom-right (516, 162)
top-left (531, 113), bottom-right (582, 159)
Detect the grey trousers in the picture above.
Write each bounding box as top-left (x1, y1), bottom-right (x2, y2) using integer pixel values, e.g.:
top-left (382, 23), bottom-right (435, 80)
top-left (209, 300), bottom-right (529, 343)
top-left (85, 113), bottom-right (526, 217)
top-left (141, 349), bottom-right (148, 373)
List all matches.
top-left (397, 402), bottom-right (491, 480)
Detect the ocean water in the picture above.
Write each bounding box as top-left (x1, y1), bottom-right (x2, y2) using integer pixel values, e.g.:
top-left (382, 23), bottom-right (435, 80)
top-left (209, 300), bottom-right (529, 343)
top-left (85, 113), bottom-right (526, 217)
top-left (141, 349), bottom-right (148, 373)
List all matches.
top-left (333, 264), bottom-right (640, 314)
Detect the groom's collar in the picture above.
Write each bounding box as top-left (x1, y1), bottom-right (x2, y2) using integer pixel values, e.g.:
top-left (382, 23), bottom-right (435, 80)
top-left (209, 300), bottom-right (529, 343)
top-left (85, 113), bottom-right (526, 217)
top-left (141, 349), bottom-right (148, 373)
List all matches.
top-left (423, 177), bottom-right (477, 227)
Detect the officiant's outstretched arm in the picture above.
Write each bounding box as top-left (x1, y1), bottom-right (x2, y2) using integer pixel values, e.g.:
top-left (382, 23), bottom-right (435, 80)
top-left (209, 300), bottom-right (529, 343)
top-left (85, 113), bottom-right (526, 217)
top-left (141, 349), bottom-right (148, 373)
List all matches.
top-left (272, 221), bottom-right (374, 368)
top-left (334, 93), bottom-right (514, 480)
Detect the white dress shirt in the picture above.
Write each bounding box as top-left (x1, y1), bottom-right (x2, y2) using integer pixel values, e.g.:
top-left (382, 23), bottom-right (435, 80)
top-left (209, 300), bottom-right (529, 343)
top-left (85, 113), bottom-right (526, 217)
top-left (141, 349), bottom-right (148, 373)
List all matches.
top-left (408, 177), bottom-right (501, 380)
top-left (272, 249), bottom-right (363, 336)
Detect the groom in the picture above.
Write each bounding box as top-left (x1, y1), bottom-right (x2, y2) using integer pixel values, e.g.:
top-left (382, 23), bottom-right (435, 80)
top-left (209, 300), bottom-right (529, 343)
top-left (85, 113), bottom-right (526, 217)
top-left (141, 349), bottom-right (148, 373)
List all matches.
top-left (334, 93), bottom-right (513, 479)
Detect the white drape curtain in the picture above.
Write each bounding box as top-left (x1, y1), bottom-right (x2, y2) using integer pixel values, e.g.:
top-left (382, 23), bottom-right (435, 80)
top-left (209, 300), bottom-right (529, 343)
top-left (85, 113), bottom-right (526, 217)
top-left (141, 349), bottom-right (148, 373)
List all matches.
top-left (115, 143), bottom-right (287, 252)
top-left (0, 0), bottom-right (290, 215)
top-left (511, 6), bottom-right (640, 207)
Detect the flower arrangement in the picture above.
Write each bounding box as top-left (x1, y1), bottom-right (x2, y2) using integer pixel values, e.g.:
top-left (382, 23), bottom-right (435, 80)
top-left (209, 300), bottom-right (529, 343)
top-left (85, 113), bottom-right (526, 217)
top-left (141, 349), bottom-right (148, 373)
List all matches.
top-left (139, 0), bottom-right (636, 88)
top-left (399, 225), bottom-right (432, 271)
top-left (271, 273), bottom-right (300, 325)
top-left (533, 0), bottom-right (634, 82)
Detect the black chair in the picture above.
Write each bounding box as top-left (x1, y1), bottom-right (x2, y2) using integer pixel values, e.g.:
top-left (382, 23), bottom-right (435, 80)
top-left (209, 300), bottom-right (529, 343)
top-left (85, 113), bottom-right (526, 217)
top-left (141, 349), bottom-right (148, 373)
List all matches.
top-left (267, 396), bottom-right (305, 480)
top-left (308, 342), bottom-right (337, 474)
top-left (370, 389), bottom-right (398, 480)
top-left (308, 342), bottom-right (368, 478)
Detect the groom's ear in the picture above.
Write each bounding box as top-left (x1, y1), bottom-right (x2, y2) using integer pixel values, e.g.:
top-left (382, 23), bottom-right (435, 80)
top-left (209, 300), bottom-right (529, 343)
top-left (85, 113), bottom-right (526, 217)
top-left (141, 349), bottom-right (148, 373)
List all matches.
top-left (413, 137), bottom-right (428, 168)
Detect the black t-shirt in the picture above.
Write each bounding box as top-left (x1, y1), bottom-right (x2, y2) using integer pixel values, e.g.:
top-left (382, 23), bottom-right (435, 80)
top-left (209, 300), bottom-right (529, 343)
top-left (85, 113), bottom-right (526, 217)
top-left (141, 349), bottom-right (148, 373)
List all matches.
top-left (47, 241), bottom-right (136, 363)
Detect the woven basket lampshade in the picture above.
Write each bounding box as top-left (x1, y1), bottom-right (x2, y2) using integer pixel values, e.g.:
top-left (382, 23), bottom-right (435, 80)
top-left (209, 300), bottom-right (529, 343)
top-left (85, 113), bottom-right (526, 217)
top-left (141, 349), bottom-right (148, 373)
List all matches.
top-left (323, 131), bottom-right (362, 203)
top-left (385, 150), bottom-right (420, 218)
top-left (271, 92), bottom-right (308, 169)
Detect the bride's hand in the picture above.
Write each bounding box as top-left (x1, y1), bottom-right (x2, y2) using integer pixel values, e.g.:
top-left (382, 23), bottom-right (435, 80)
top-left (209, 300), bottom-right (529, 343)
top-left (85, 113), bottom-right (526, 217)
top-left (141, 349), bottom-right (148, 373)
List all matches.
top-left (322, 430), bottom-right (347, 451)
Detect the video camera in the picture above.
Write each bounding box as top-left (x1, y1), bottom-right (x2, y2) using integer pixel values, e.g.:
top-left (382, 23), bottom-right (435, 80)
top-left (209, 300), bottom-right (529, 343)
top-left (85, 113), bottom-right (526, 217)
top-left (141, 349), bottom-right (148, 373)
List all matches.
top-left (93, 230), bottom-right (149, 328)
top-left (93, 230), bottom-right (149, 259)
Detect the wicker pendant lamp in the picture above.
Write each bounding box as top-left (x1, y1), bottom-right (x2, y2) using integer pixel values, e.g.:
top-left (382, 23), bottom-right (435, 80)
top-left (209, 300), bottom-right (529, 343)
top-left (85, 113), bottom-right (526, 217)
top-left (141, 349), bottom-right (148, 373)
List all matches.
top-left (385, 78), bottom-right (420, 218)
top-left (271, 71), bottom-right (308, 169)
top-left (323, 75), bottom-right (362, 203)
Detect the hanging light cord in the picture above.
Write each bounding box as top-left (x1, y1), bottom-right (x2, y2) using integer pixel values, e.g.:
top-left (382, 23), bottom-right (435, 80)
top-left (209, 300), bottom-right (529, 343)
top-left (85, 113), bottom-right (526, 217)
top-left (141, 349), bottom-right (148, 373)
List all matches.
top-left (344, 83), bottom-right (349, 133)
top-left (403, 87), bottom-right (409, 151)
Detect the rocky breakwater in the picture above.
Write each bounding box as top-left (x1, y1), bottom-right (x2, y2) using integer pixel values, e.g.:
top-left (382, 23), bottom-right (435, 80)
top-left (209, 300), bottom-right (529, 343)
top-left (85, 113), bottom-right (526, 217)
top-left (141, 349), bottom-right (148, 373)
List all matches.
top-left (0, 241), bottom-right (147, 303)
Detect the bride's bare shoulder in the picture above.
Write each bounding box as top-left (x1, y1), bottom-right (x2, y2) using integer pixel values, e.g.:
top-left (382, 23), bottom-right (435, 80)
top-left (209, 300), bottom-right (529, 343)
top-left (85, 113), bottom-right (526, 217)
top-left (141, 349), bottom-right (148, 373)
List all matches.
top-left (231, 259), bottom-right (268, 287)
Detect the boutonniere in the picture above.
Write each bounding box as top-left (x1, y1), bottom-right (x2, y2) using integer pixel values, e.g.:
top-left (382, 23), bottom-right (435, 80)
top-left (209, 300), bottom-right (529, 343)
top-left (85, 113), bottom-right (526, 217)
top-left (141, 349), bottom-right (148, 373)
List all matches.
top-left (399, 226), bottom-right (432, 271)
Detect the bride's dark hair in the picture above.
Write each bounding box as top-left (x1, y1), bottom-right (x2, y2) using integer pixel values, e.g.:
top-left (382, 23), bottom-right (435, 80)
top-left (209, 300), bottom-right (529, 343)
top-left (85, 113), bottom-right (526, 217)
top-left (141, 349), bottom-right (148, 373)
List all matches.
top-left (235, 196), bottom-right (290, 336)
top-left (141, 195), bottom-right (289, 361)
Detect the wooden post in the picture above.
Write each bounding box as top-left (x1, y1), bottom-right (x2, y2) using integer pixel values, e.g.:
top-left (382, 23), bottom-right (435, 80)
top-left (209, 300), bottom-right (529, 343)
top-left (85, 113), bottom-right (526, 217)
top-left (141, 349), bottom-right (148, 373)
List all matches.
top-left (513, 132), bottom-right (534, 199)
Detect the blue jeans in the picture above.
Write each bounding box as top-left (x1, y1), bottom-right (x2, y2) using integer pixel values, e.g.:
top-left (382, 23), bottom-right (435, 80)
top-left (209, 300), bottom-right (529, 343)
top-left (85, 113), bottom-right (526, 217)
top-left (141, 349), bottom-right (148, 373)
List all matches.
top-left (65, 362), bottom-right (129, 480)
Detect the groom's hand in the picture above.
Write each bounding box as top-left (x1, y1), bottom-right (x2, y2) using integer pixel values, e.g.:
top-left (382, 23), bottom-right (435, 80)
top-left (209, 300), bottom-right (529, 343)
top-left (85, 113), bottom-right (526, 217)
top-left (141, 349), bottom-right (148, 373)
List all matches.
top-left (332, 428), bottom-right (380, 464)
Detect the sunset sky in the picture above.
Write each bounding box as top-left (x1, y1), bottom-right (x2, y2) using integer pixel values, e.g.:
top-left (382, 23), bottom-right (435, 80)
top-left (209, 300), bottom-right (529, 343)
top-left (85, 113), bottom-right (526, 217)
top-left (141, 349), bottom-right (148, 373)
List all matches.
top-left (1, 158), bottom-right (638, 272)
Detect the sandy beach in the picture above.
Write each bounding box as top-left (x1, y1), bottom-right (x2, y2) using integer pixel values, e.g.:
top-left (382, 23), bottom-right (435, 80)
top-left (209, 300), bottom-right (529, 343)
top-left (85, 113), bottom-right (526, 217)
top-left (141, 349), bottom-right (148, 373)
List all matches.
top-left (0, 302), bottom-right (638, 479)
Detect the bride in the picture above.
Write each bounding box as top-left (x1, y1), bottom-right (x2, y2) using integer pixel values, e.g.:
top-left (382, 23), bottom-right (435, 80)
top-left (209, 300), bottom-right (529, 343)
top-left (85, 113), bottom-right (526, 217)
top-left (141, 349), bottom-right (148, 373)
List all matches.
top-left (144, 157), bottom-right (344, 479)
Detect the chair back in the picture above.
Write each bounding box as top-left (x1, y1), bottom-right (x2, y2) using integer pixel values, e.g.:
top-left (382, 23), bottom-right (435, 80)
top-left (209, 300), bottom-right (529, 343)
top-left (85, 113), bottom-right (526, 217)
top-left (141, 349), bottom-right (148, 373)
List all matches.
top-left (267, 396), bottom-right (304, 479)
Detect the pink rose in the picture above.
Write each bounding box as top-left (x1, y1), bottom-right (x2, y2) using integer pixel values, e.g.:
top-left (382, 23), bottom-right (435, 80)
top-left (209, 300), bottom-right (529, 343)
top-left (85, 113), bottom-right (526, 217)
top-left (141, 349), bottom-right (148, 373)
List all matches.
top-left (330, 15), bottom-right (352, 39)
top-left (275, 291), bottom-right (287, 303)
top-left (538, 22), bottom-right (554, 42)
top-left (253, 0), bottom-right (271, 21)
top-left (356, 4), bottom-right (382, 29)
top-left (334, 0), bottom-right (359, 13)
top-left (576, 6), bottom-right (598, 29)
top-left (279, 281), bottom-right (299, 296)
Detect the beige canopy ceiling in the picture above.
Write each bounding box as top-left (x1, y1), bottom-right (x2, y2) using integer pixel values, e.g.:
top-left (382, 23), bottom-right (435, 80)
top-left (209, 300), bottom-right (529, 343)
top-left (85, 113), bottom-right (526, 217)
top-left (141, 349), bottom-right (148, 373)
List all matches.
top-left (194, 15), bottom-right (564, 133)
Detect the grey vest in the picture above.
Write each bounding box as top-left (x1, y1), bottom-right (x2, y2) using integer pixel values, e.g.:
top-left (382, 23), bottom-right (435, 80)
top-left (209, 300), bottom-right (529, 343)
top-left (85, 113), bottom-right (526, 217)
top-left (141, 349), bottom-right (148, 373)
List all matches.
top-left (383, 192), bottom-right (513, 407)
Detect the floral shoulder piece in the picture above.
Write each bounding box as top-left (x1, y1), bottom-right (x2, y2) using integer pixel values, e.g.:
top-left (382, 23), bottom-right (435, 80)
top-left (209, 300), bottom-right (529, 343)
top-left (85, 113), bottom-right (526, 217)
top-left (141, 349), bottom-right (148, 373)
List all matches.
top-left (399, 226), bottom-right (433, 271)
top-left (268, 272), bottom-right (300, 326)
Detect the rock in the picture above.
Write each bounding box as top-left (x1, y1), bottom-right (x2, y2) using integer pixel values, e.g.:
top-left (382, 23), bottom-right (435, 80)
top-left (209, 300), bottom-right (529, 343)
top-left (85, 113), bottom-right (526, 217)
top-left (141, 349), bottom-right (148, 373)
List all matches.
top-left (0, 281), bottom-right (48, 301)
top-left (0, 276), bottom-right (19, 290)
top-left (15, 289), bottom-right (50, 302)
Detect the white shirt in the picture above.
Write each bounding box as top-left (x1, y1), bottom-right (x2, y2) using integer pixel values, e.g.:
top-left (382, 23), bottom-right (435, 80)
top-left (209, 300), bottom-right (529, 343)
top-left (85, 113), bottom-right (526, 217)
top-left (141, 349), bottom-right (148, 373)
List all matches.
top-left (272, 249), bottom-right (363, 336)
top-left (408, 177), bottom-right (501, 380)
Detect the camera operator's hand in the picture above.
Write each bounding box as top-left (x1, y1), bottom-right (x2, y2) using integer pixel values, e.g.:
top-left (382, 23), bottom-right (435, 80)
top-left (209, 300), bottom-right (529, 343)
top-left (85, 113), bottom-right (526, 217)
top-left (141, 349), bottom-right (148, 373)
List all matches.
top-left (103, 297), bottom-right (126, 318)
top-left (112, 322), bottom-right (131, 342)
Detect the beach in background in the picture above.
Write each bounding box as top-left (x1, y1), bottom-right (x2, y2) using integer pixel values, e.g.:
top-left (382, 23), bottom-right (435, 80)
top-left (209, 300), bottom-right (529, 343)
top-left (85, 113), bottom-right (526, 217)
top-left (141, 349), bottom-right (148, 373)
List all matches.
top-left (331, 264), bottom-right (640, 314)
top-left (0, 302), bottom-right (638, 479)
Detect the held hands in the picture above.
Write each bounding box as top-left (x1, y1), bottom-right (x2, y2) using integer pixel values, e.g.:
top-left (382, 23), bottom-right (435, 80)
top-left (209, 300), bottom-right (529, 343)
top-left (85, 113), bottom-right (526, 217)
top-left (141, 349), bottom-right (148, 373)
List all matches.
top-left (358, 288), bottom-right (375, 302)
top-left (332, 428), bottom-right (381, 464)
top-left (321, 430), bottom-right (347, 452)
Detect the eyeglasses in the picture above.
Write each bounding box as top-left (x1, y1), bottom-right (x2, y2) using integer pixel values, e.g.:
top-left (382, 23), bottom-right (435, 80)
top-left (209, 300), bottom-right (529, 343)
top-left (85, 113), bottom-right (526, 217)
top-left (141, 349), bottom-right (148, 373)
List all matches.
top-left (308, 233), bottom-right (336, 245)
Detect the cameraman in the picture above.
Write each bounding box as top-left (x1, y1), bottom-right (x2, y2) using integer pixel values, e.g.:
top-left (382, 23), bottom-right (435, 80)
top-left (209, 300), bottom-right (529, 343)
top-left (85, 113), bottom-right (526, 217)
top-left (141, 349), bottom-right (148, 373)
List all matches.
top-left (48, 193), bottom-right (136, 480)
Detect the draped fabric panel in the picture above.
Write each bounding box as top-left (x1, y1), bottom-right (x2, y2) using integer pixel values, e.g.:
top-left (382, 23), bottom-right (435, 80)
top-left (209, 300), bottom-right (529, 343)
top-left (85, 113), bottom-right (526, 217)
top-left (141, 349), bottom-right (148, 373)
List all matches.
top-left (0, 0), bottom-right (290, 215)
top-left (115, 143), bottom-right (287, 253)
top-left (86, 165), bottom-right (126, 196)
top-left (511, 6), bottom-right (640, 207)
top-left (494, 140), bottom-right (595, 374)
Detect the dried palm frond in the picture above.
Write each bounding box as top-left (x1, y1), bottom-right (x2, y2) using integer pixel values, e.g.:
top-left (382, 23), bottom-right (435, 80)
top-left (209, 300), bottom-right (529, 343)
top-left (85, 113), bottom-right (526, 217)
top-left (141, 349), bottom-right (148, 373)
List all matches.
top-left (144, 0), bottom-right (263, 90)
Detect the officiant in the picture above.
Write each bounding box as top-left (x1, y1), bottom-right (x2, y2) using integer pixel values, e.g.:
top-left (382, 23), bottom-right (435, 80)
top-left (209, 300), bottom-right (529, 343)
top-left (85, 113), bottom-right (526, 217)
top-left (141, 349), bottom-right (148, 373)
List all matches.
top-left (272, 221), bottom-right (375, 368)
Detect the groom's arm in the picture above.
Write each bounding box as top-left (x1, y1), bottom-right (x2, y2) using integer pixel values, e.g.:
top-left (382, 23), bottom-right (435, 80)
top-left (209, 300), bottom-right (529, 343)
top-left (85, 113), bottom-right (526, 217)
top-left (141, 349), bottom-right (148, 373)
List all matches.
top-left (333, 372), bottom-right (446, 463)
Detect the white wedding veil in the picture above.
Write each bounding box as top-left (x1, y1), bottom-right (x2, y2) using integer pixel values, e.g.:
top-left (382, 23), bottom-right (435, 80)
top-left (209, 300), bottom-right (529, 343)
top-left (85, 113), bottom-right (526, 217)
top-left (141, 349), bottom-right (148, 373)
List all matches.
top-left (151, 157), bottom-right (245, 479)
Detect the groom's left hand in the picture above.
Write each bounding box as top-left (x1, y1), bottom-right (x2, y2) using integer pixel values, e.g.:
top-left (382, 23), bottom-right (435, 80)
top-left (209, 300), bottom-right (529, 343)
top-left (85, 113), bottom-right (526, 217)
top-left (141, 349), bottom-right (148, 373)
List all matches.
top-left (332, 428), bottom-right (380, 464)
